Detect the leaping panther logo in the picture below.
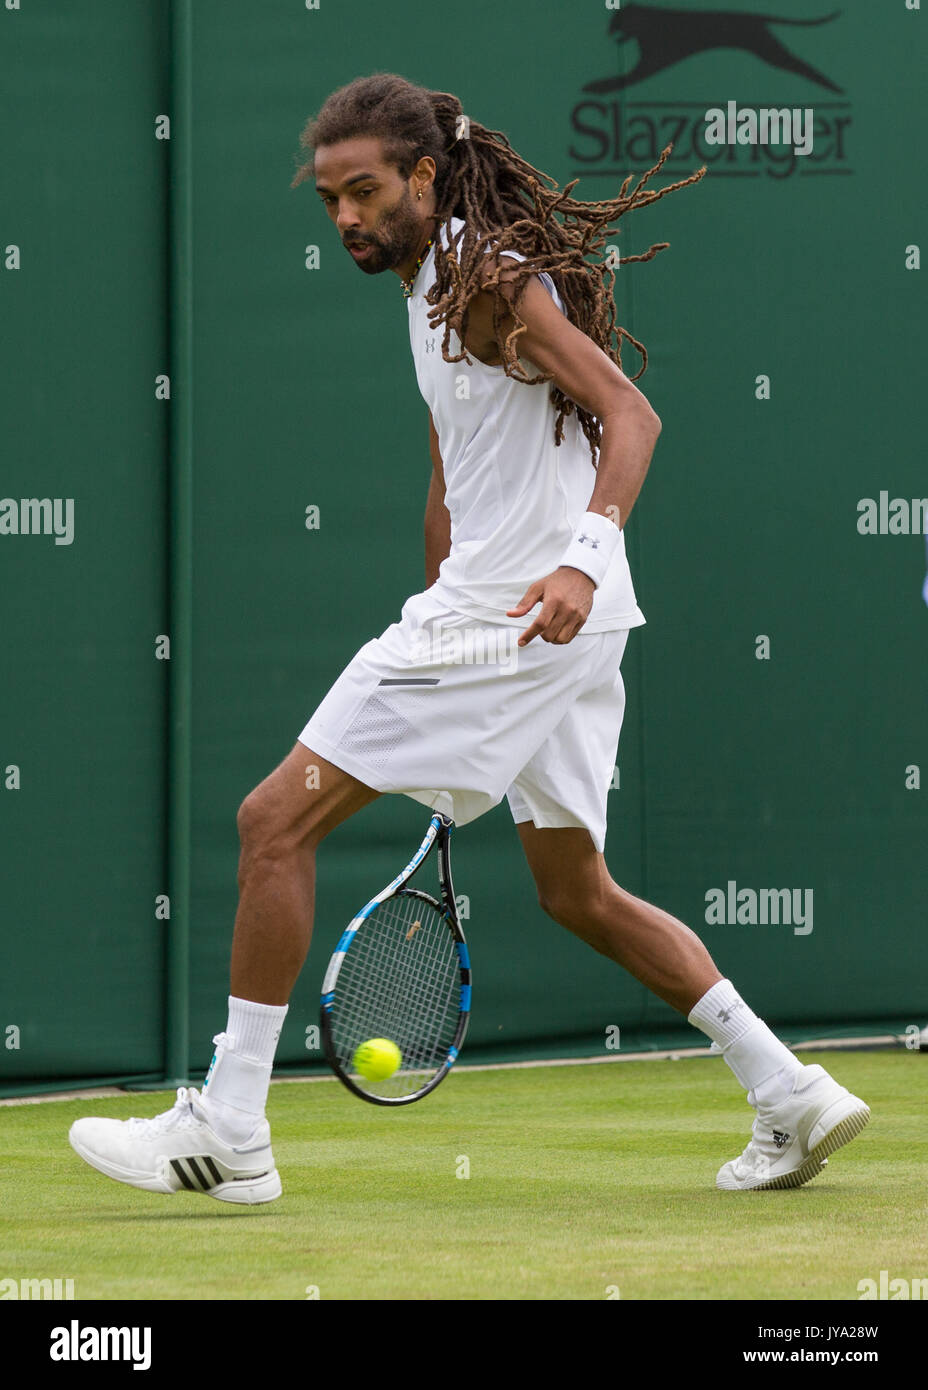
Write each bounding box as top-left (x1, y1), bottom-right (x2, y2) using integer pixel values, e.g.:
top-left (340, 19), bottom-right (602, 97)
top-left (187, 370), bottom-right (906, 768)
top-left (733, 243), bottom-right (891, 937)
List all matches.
top-left (584, 4), bottom-right (843, 95)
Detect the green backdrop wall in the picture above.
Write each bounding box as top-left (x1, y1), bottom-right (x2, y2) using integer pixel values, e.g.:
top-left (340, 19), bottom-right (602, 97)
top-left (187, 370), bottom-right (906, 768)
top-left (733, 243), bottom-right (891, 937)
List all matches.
top-left (1, 0), bottom-right (925, 1095)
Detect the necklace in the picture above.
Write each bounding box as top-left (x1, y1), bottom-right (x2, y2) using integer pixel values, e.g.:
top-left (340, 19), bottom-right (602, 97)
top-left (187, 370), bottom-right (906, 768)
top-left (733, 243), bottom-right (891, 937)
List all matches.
top-left (402, 236), bottom-right (435, 299)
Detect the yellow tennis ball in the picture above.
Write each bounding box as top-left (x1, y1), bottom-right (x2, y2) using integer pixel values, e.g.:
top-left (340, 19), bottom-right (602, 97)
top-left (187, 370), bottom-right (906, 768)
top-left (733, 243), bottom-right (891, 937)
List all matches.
top-left (353, 1038), bottom-right (402, 1081)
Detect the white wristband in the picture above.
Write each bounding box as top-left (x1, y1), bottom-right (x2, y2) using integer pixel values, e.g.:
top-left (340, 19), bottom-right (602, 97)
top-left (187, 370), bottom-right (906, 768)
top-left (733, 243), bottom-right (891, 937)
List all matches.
top-left (557, 510), bottom-right (620, 588)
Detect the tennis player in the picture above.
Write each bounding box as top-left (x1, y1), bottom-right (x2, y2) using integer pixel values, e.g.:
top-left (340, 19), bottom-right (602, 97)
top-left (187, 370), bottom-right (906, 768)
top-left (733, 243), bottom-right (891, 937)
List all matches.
top-left (69, 75), bottom-right (869, 1203)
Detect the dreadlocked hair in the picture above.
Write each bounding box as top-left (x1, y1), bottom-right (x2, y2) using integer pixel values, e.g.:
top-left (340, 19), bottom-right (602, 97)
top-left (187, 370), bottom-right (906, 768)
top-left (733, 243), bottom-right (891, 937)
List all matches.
top-left (291, 73), bottom-right (706, 462)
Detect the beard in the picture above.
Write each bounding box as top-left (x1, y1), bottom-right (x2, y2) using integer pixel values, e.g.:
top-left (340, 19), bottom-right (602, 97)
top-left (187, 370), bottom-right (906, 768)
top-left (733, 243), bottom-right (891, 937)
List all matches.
top-left (344, 188), bottom-right (425, 275)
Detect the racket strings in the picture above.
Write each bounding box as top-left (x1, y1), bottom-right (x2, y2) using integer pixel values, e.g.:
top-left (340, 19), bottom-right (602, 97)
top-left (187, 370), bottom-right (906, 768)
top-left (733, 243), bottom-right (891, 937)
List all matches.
top-left (331, 893), bottom-right (462, 1098)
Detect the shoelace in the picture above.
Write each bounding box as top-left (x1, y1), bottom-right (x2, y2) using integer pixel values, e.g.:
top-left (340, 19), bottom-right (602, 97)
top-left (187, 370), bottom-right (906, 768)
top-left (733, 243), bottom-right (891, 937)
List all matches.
top-left (126, 1086), bottom-right (205, 1137)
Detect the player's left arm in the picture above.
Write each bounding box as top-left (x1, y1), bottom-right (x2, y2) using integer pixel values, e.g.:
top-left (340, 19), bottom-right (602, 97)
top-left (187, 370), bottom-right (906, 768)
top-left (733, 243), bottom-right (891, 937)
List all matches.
top-left (479, 255), bottom-right (661, 646)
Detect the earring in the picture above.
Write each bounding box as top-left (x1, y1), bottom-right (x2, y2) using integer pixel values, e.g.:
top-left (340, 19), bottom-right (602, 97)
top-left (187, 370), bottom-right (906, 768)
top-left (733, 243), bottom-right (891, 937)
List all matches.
top-left (417, 188), bottom-right (423, 200)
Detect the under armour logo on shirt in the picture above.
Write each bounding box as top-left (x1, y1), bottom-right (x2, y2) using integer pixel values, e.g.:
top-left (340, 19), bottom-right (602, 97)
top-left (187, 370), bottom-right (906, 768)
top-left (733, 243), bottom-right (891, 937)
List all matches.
top-left (577, 533), bottom-right (599, 548)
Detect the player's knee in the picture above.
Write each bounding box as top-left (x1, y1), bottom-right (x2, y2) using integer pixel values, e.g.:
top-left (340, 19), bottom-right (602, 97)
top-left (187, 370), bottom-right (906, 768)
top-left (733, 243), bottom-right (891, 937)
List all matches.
top-left (236, 780), bottom-right (330, 876)
top-left (236, 789), bottom-right (294, 863)
top-left (237, 790), bottom-right (267, 850)
top-left (537, 888), bottom-right (575, 928)
top-left (537, 882), bottom-right (613, 950)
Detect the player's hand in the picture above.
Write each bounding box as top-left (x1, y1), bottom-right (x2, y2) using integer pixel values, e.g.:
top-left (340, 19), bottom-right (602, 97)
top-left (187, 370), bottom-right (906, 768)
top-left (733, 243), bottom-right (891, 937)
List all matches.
top-left (507, 566), bottom-right (596, 647)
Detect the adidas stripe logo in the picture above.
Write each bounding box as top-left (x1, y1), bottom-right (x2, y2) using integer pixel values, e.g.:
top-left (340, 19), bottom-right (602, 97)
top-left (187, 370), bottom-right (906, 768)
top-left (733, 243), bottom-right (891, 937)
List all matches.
top-left (170, 1155), bottom-right (224, 1191)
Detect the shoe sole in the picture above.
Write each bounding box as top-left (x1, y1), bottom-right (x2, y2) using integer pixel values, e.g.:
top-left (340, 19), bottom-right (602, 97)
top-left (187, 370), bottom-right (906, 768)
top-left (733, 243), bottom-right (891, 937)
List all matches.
top-left (208, 1169), bottom-right (282, 1204)
top-left (719, 1095), bottom-right (871, 1192)
top-left (69, 1131), bottom-right (282, 1205)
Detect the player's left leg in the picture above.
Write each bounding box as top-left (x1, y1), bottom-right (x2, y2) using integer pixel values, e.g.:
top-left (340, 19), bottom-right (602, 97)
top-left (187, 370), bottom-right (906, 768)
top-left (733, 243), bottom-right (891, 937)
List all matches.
top-left (515, 823), bottom-right (720, 1014)
top-left (516, 822), bottom-right (870, 1191)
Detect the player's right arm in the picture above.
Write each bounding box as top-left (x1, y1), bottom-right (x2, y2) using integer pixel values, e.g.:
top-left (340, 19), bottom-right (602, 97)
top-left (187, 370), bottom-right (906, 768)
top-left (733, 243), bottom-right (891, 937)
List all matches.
top-left (424, 409), bottom-right (451, 587)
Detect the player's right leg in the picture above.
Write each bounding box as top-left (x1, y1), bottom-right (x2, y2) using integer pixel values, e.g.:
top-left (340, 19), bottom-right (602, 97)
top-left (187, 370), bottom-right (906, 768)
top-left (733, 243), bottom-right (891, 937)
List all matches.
top-left (508, 632), bottom-right (870, 1192)
top-left (517, 825), bottom-right (871, 1191)
top-left (68, 745), bottom-right (380, 1205)
top-left (230, 741), bottom-right (382, 1004)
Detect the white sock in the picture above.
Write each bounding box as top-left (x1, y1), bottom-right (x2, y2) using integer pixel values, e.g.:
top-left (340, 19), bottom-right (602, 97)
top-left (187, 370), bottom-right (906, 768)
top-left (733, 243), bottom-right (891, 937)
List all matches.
top-left (201, 996), bottom-right (288, 1143)
top-left (688, 979), bottom-right (802, 1105)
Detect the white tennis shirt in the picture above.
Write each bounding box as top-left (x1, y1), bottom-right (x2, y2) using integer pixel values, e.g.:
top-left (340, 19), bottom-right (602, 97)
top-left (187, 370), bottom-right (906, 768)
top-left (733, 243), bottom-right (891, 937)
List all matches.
top-left (407, 215), bottom-right (646, 633)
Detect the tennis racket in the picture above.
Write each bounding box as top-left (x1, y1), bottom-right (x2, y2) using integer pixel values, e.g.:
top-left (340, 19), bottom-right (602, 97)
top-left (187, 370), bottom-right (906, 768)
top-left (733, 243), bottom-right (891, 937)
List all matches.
top-left (320, 811), bottom-right (471, 1105)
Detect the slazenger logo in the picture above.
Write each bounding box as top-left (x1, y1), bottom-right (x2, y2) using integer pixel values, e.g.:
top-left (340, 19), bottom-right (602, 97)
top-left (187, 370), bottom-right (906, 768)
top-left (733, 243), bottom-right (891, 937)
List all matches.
top-left (585, 5), bottom-right (843, 94)
top-left (570, 3), bottom-right (853, 182)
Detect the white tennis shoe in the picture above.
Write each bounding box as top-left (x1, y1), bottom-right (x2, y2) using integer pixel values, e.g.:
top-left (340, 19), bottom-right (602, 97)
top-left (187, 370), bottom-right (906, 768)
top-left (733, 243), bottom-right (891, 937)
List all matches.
top-left (68, 1086), bottom-right (281, 1204)
top-left (717, 1063), bottom-right (870, 1191)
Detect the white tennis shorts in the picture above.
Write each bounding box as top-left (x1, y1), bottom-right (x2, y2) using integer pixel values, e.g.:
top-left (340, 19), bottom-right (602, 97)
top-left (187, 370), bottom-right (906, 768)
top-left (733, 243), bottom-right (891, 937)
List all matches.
top-left (297, 587), bottom-right (630, 853)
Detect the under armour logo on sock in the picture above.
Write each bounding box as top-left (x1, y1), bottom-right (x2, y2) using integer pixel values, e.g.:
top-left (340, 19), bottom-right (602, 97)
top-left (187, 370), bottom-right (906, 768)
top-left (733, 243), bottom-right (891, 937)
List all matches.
top-left (717, 999), bottom-right (745, 1025)
top-left (577, 533), bottom-right (599, 548)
